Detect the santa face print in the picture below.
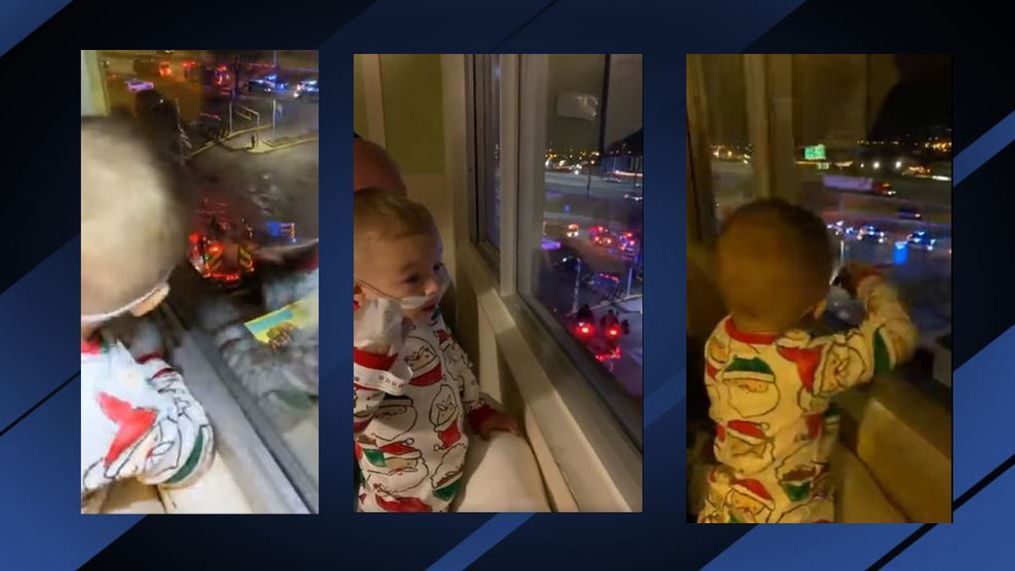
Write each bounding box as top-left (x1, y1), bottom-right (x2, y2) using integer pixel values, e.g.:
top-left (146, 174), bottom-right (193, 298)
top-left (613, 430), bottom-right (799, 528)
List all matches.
top-left (370, 396), bottom-right (417, 442)
top-left (714, 420), bottom-right (775, 473)
top-left (723, 357), bottom-right (780, 418)
top-left (775, 443), bottom-right (820, 503)
top-left (83, 422), bottom-right (160, 492)
top-left (430, 442), bottom-right (467, 501)
top-left (703, 466), bottom-right (731, 516)
top-left (707, 334), bottom-right (730, 365)
top-left (430, 385), bottom-right (458, 428)
top-left (406, 338), bottom-right (443, 387)
top-left (726, 480), bottom-right (774, 523)
top-left (817, 334), bottom-right (867, 395)
top-left (705, 362), bottom-right (723, 411)
top-left (364, 439), bottom-right (429, 493)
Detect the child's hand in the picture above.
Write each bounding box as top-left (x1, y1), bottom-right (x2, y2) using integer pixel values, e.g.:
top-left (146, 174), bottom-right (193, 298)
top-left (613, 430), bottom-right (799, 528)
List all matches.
top-left (354, 297), bottom-right (410, 356)
top-left (838, 262), bottom-right (883, 296)
top-left (476, 410), bottom-right (521, 439)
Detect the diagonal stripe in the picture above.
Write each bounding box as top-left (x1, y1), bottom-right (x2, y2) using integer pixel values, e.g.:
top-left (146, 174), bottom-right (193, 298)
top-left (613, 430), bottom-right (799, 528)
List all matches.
top-left (490, 1), bottom-right (559, 51)
top-left (953, 109), bottom-right (1015, 184)
top-left (0, 376), bottom-right (143, 568)
top-left (0, 237), bottom-right (80, 435)
top-left (952, 322), bottom-right (1015, 496)
top-left (879, 460), bottom-right (1015, 567)
top-left (426, 513), bottom-right (534, 571)
top-left (0, 372), bottom-right (79, 438)
top-left (0, 0), bottom-right (71, 58)
top-left (646, 373), bottom-right (682, 424)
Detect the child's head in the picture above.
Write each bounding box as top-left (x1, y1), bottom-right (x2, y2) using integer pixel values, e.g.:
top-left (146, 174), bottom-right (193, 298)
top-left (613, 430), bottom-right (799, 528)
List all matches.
top-left (81, 118), bottom-right (189, 330)
top-left (715, 199), bottom-right (833, 333)
top-left (354, 188), bottom-right (445, 321)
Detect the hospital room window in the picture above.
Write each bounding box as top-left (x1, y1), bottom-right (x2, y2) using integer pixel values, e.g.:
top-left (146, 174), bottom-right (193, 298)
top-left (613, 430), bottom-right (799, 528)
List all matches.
top-left (473, 54), bottom-right (502, 262)
top-left (515, 54), bottom-right (644, 445)
top-left (789, 54), bottom-right (952, 394)
top-left (690, 54), bottom-right (952, 395)
top-left (687, 54), bottom-right (756, 228)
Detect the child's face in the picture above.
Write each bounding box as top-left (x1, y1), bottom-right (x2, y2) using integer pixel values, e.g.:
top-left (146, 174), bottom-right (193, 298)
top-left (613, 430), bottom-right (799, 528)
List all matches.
top-left (355, 227), bottom-right (445, 322)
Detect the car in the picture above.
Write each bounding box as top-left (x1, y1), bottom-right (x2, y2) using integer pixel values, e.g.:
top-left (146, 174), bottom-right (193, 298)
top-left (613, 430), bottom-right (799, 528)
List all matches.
top-left (873, 181), bottom-right (896, 197)
top-left (907, 230), bottom-right (939, 251)
top-left (158, 61), bottom-right (172, 77)
top-left (295, 78), bottom-right (319, 97)
top-left (125, 78), bottom-right (154, 92)
top-left (897, 206), bottom-right (922, 220)
top-left (248, 74), bottom-right (288, 93)
top-left (618, 231), bottom-right (639, 255)
top-left (624, 192), bottom-right (644, 203)
top-left (553, 254), bottom-right (581, 274)
top-left (570, 305), bottom-right (624, 363)
top-left (592, 232), bottom-right (617, 248)
top-left (193, 113), bottom-right (226, 140)
top-left (826, 220), bottom-right (846, 237)
top-left (857, 224), bottom-right (887, 244)
top-left (246, 79), bottom-right (274, 93)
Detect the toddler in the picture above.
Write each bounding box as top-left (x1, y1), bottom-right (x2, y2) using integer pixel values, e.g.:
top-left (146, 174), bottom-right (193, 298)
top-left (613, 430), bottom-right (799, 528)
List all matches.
top-left (81, 118), bottom-right (214, 512)
top-left (353, 188), bottom-right (518, 512)
top-left (698, 199), bottom-right (917, 523)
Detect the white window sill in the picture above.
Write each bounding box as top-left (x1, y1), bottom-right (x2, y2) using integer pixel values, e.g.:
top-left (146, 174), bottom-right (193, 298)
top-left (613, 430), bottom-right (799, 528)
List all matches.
top-left (459, 243), bottom-right (642, 512)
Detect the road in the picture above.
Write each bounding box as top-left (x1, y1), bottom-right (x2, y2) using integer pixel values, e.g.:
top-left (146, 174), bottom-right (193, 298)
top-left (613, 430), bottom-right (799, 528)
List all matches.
top-left (534, 169), bottom-right (645, 398)
top-left (710, 159), bottom-right (952, 338)
top-left (536, 246), bottom-right (644, 398)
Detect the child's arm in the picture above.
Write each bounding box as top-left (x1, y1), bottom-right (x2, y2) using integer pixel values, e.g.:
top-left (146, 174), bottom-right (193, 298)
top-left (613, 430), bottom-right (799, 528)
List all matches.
top-left (806, 274), bottom-right (918, 397)
top-left (133, 355), bottom-right (215, 487)
top-left (443, 337), bottom-right (497, 432)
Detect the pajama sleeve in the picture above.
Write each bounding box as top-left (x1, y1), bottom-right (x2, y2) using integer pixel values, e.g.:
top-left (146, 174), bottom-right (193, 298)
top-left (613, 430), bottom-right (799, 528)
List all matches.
top-left (353, 348), bottom-right (411, 434)
top-left (81, 346), bottom-right (214, 502)
top-left (133, 355), bottom-right (215, 487)
top-left (806, 277), bottom-right (918, 397)
top-left (442, 337), bottom-right (495, 432)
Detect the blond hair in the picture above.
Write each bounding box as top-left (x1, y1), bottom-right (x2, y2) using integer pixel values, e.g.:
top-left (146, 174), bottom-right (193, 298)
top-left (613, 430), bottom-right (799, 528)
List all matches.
top-left (715, 199), bottom-right (832, 332)
top-left (81, 118), bottom-right (190, 315)
top-left (354, 187), bottom-right (436, 255)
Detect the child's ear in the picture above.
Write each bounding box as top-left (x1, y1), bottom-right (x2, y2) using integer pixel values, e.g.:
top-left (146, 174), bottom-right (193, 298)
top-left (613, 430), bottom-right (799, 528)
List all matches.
top-left (352, 283), bottom-right (365, 305)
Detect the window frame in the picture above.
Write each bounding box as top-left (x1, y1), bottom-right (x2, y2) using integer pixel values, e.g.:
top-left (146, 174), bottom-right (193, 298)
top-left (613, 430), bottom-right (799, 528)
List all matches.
top-left (470, 54), bottom-right (503, 273)
top-left (512, 53), bottom-right (644, 449)
top-left (160, 302), bottom-right (314, 513)
top-left (462, 53), bottom-right (644, 510)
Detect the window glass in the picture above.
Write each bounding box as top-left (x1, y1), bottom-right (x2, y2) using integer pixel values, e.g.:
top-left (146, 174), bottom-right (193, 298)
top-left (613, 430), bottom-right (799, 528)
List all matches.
top-left (100, 50), bottom-right (321, 505)
top-left (518, 54), bottom-right (644, 440)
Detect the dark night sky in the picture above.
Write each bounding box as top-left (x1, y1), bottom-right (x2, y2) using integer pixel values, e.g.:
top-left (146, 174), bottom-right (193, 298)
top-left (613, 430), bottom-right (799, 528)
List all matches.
top-left (700, 54), bottom-right (951, 148)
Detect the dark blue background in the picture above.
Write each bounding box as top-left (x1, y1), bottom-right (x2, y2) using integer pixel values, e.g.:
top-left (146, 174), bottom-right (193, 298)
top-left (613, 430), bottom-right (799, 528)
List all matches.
top-left (0, 0), bottom-right (1012, 568)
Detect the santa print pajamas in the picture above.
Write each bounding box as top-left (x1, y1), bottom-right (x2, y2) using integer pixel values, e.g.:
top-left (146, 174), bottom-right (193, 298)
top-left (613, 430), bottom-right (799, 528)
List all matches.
top-left (699, 277), bottom-right (917, 523)
top-left (81, 337), bottom-right (214, 513)
top-left (354, 309), bottom-right (494, 513)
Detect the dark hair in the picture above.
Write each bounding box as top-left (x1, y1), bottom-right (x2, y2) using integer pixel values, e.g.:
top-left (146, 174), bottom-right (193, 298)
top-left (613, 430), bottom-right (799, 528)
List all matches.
top-left (716, 198), bottom-right (833, 330)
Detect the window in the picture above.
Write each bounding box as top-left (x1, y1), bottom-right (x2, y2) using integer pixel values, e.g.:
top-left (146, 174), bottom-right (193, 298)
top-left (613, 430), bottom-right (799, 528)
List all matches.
top-left (689, 54), bottom-right (952, 391)
top-left (791, 55), bottom-right (952, 365)
top-left (98, 50), bottom-right (321, 511)
top-left (473, 55), bottom-right (502, 260)
top-left (513, 54), bottom-right (644, 445)
top-left (688, 54), bottom-right (756, 228)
